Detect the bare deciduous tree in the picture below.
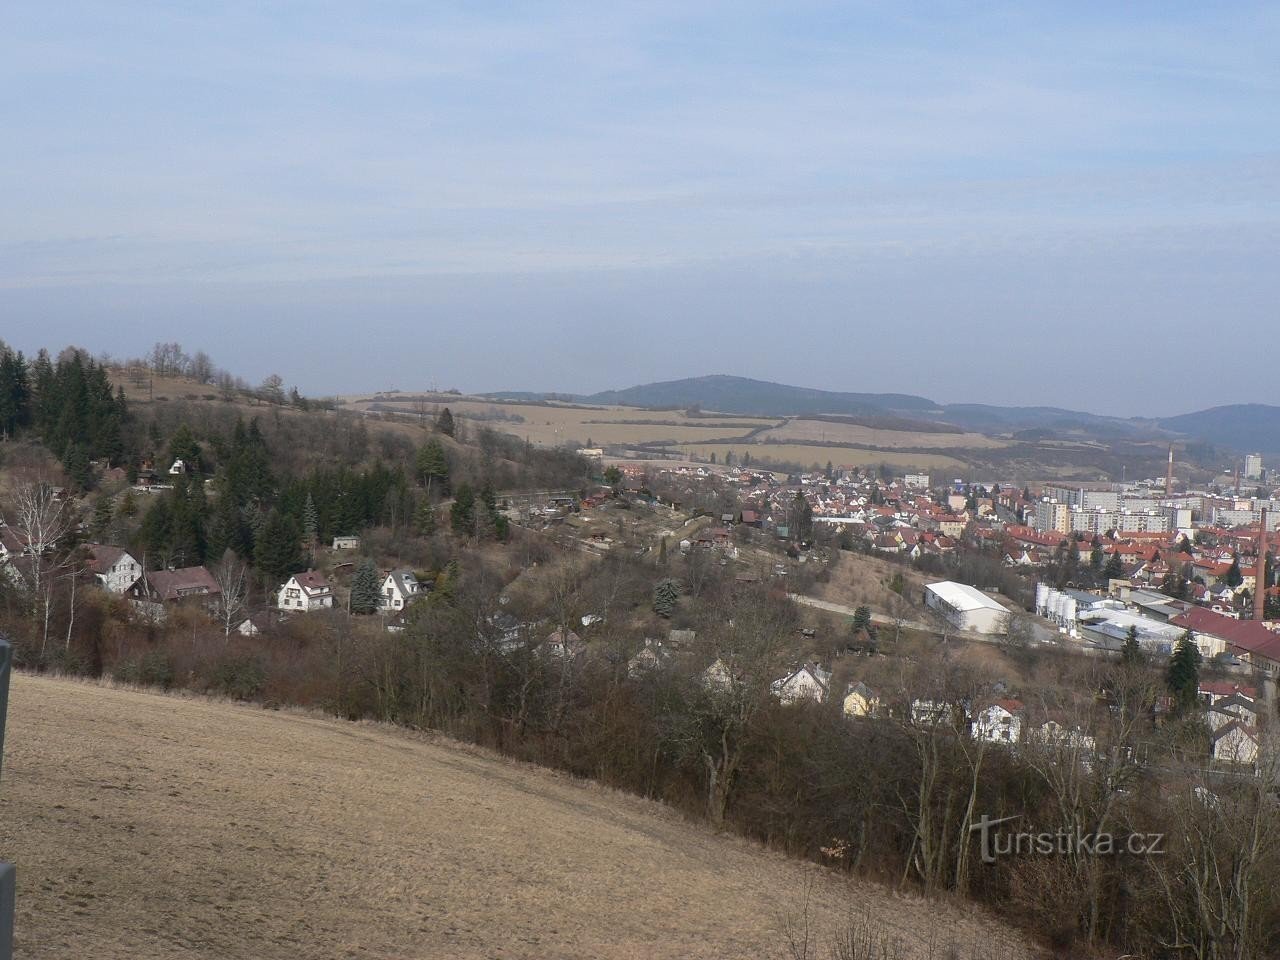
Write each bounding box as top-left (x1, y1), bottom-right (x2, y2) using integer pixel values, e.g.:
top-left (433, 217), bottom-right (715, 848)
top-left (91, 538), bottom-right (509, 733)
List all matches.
top-left (211, 549), bottom-right (249, 639)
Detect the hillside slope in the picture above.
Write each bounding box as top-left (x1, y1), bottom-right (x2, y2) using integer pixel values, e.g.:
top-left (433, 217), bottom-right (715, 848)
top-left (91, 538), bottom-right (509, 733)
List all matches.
top-left (0, 675), bottom-right (1033, 960)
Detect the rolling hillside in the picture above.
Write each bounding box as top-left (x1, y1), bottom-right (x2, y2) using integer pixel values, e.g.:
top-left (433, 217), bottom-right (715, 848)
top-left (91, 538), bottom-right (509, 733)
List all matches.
top-left (485, 375), bottom-right (1280, 454)
top-left (0, 675), bottom-right (1035, 960)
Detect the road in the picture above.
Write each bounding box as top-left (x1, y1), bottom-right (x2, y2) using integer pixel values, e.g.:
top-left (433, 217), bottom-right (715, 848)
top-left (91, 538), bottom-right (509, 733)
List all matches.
top-left (786, 593), bottom-right (939, 633)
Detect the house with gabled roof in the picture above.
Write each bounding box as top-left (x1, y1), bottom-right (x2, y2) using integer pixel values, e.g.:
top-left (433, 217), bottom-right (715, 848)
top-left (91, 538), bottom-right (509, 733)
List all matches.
top-left (84, 544), bottom-right (142, 594)
top-left (378, 568), bottom-right (422, 613)
top-left (277, 570), bottom-right (335, 612)
top-left (771, 663), bottom-right (832, 704)
top-left (973, 699), bottom-right (1025, 744)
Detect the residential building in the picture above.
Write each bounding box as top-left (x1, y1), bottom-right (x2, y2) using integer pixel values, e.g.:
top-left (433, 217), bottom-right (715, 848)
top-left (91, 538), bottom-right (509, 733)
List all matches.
top-left (771, 663), bottom-right (832, 704)
top-left (277, 571), bottom-right (335, 612)
top-left (974, 700), bottom-right (1024, 744)
top-left (85, 545), bottom-right (142, 594)
top-left (379, 569), bottom-right (422, 613)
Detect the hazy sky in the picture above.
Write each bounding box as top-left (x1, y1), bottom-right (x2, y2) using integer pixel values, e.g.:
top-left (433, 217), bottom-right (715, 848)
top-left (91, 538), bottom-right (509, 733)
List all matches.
top-left (3, 2), bottom-right (1278, 415)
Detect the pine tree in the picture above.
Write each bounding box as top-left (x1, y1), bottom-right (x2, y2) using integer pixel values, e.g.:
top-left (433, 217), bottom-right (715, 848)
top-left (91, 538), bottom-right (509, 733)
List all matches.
top-left (435, 407), bottom-right (455, 438)
top-left (90, 496), bottom-right (114, 542)
top-left (415, 439), bottom-right (451, 497)
top-left (302, 492), bottom-right (319, 554)
top-left (653, 578), bottom-right (681, 618)
top-left (414, 500), bottom-right (437, 536)
top-left (349, 558), bottom-right (381, 614)
top-left (254, 509), bottom-right (302, 582)
top-left (451, 483), bottom-right (476, 535)
top-left (1166, 630), bottom-right (1201, 713)
top-left (852, 605), bottom-right (872, 634)
top-left (1103, 552), bottom-right (1125, 580)
top-left (1121, 625), bottom-right (1144, 666)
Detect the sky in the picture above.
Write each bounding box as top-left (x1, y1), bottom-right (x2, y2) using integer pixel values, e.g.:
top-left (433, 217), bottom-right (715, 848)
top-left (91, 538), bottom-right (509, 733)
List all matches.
top-left (2, 1), bottom-right (1278, 415)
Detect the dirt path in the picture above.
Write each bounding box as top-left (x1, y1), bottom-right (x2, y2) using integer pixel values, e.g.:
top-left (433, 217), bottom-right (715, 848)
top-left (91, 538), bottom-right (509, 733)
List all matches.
top-left (0, 674), bottom-right (1033, 959)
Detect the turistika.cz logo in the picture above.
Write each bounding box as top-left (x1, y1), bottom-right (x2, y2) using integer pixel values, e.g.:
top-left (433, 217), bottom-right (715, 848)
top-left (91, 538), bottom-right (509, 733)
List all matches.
top-left (970, 814), bottom-right (1165, 864)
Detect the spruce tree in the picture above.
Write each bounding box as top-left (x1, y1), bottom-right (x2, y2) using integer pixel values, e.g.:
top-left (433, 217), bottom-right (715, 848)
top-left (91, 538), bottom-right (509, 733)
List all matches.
top-left (653, 578), bottom-right (681, 618)
top-left (1103, 552), bottom-right (1125, 581)
top-left (1166, 630), bottom-right (1201, 713)
top-left (435, 407), bottom-right (455, 438)
top-left (1121, 625), bottom-right (1143, 666)
top-left (302, 492), bottom-right (319, 554)
top-left (349, 558), bottom-right (381, 614)
top-left (414, 500), bottom-right (437, 536)
top-left (254, 509), bottom-right (302, 583)
top-left (451, 483), bottom-right (476, 535)
top-left (90, 496), bottom-right (114, 542)
top-left (415, 439), bottom-right (451, 497)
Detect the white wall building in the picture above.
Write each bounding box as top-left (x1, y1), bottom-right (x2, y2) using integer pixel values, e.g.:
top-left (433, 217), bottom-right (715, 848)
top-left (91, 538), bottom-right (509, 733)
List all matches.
top-left (277, 570), bottom-right (335, 612)
top-left (379, 569), bottom-right (422, 613)
top-left (923, 581), bottom-right (1008, 634)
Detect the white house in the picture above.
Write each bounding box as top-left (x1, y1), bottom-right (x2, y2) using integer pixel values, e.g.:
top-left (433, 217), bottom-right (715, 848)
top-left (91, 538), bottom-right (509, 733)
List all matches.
top-left (923, 581), bottom-right (1008, 634)
top-left (85, 545), bottom-right (142, 594)
top-left (379, 569), bottom-right (422, 613)
top-left (1029, 720), bottom-right (1096, 756)
top-left (277, 570), bottom-right (335, 612)
top-left (911, 699), bottom-right (964, 728)
top-left (1212, 720), bottom-right (1260, 766)
top-left (771, 663), bottom-right (832, 704)
top-left (973, 700), bottom-right (1025, 745)
top-left (331, 535), bottom-right (360, 550)
top-left (169, 458), bottom-right (187, 475)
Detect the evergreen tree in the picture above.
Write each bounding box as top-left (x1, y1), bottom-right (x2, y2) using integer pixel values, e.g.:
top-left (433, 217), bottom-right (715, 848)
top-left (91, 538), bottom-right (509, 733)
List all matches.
top-left (852, 605), bottom-right (872, 634)
top-left (450, 483), bottom-right (476, 535)
top-left (415, 439), bottom-right (451, 497)
top-left (435, 407), bottom-right (455, 438)
top-left (1166, 630), bottom-right (1201, 713)
top-left (254, 509), bottom-right (302, 582)
top-left (1121, 625), bottom-right (1144, 666)
top-left (1223, 555), bottom-right (1243, 589)
top-left (349, 558), bottom-right (381, 614)
top-left (1089, 543), bottom-right (1105, 573)
top-left (652, 577), bottom-right (681, 618)
top-left (119, 488), bottom-right (138, 518)
top-left (792, 490), bottom-right (814, 542)
top-left (302, 492), bottom-right (319, 553)
top-left (90, 496), bottom-right (114, 542)
top-left (413, 500), bottom-right (437, 536)
top-left (1103, 552), bottom-right (1125, 580)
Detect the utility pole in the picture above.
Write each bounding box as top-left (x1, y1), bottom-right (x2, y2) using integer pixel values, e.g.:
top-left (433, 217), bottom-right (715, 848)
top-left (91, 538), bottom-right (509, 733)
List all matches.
top-left (1, 632), bottom-right (15, 960)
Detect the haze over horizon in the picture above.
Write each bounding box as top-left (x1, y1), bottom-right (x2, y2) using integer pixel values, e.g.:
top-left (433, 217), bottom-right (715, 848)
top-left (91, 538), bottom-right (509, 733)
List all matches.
top-left (4, 2), bottom-right (1278, 416)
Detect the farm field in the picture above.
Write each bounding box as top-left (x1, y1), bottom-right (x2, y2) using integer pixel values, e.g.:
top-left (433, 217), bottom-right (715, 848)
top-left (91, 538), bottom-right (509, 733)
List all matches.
top-left (756, 419), bottom-right (1008, 450)
top-left (0, 674), bottom-right (1035, 960)
top-left (673, 441), bottom-right (968, 472)
top-left (343, 395), bottom-right (775, 448)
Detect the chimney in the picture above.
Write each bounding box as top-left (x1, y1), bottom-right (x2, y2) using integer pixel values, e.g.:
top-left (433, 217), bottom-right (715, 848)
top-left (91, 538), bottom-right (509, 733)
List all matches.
top-left (1257, 507), bottom-right (1269, 622)
top-left (1165, 446), bottom-right (1174, 496)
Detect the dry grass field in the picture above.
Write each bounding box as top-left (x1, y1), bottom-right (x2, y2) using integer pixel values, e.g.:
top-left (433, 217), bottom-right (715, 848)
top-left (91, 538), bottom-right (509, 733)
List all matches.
top-left (756, 420), bottom-right (1007, 450)
top-left (0, 675), bottom-right (1036, 960)
top-left (343, 396), bottom-right (775, 448)
top-left (674, 442), bottom-right (967, 472)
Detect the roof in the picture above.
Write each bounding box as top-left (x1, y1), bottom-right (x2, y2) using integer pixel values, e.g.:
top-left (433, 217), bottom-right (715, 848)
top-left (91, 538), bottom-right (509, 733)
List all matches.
top-left (142, 566), bottom-right (220, 602)
top-left (1170, 608), bottom-right (1280, 663)
top-left (291, 570), bottom-right (332, 592)
top-left (925, 581), bottom-right (1005, 613)
top-left (1199, 680), bottom-right (1257, 699)
top-left (85, 544), bottom-right (132, 574)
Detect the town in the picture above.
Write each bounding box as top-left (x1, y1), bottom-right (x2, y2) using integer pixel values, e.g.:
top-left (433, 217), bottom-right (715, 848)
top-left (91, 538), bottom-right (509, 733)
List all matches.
top-left (2, 343), bottom-right (1278, 958)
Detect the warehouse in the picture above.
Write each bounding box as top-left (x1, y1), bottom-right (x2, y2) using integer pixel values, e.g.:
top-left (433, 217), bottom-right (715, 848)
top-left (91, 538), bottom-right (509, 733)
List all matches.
top-left (923, 581), bottom-right (1008, 634)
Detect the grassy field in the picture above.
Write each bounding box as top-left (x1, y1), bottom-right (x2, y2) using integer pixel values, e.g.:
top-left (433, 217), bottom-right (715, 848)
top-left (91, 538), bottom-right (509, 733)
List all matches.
top-left (0, 675), bottom-right (1035, 960)
top-left (756, 420), bottom-right (1007, 450)
top-left (674, 442), bottom-right (967, 471)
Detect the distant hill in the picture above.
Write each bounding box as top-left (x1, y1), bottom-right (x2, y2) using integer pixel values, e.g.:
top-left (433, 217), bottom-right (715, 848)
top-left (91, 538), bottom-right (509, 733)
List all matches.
top-left (581, 375), bottom-right (938, 416)
top-left (482, 375), bottom-right (1280, 454)
top-left (1155, 405), bottom-right (1280, 456)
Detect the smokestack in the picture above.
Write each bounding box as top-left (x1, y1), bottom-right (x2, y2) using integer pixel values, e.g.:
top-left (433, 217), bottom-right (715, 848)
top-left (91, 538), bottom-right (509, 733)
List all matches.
top-left (1257, 508), bottom-right (1269, 622)
top-left (1165, 446), bottom-right (1174, 496)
